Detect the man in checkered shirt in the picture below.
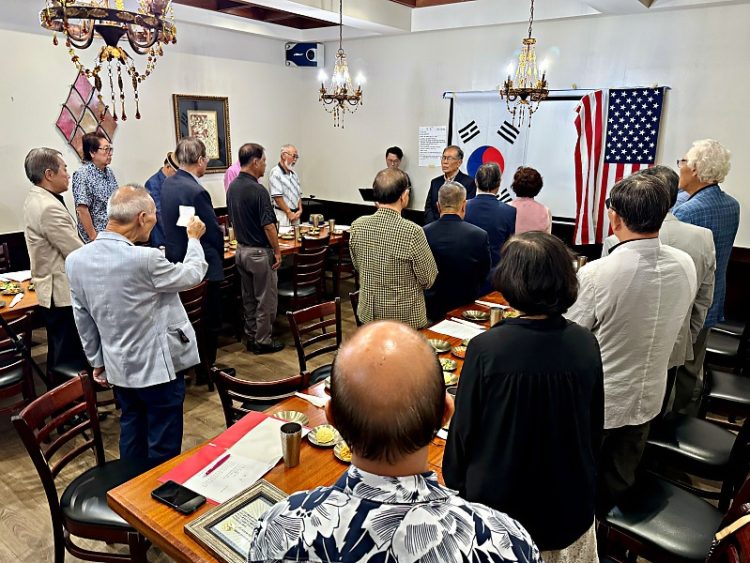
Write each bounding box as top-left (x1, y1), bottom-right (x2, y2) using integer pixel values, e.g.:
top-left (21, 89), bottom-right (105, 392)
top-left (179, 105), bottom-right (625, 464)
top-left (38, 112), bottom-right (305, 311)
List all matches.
top-left (350, 169), bottom-right (438, 329)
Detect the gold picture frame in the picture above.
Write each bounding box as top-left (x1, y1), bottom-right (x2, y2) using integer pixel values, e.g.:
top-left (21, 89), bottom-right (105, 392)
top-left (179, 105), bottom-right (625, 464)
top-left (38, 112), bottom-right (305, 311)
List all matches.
top-left (172, 94), bottom-right (232, 173)
top-left (184, 479), bottom-right (287, 562)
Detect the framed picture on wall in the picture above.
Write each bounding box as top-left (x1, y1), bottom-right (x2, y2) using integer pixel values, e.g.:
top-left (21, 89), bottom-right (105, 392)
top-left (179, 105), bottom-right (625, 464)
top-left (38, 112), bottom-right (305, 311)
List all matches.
top-left (172, 94), bottom-right (232, 173)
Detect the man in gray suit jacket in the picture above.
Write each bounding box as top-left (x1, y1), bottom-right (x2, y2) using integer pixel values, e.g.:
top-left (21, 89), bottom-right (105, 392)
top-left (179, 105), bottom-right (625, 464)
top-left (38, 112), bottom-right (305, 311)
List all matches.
top-left (601, 166), bottom-right (716, 413)
top-left (23, 148), bottom-right (86, 373)
top-left (67, 185), bottom-right (208, 461)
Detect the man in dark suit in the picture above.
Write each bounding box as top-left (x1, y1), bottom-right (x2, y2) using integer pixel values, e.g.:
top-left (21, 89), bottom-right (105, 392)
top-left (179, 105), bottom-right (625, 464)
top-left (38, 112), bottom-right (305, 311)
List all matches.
top-left (424, 145), bottom-right (475, 224)
top-left (424, 182), bottom-right (491, 322)
top-left (465, 162), bottom-right (516, 269)
top-left (161, 137), bottom-right (227, 379)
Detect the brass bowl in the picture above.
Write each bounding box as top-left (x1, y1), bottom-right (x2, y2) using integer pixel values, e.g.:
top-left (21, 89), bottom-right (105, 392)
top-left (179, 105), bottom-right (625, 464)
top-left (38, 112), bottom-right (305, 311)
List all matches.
top-left (443, 372), bottom-right (458, 386)
top-left (440, 358), bottom-right (457, 372)
top-left (428, 338), bottom-right (451, 353)
top-left (462, 309), bottom-right (489, 321)
top-left (307, 424), bottom-right (341, 447)
top-left (274, 410), bottom-right (309, 426)
top-left (451, 346), bottom-right (467, 359)
top-left (333, 441), bottom-right (352, 464)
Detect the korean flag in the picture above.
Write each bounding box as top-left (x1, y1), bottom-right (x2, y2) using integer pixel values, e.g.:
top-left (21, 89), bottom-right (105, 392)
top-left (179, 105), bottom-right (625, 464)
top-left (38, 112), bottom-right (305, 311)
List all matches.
top-left (451, 92), bottom-right (529, 202)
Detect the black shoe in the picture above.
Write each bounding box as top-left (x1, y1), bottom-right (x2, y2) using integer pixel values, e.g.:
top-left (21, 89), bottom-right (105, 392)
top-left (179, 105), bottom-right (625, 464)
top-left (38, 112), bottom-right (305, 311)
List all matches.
top-left (253, 340), bottom-right (285, 355)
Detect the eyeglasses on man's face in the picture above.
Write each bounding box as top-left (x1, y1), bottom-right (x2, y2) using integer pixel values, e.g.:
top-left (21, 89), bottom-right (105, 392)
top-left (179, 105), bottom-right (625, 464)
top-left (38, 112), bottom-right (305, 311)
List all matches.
top-left (98, 146), bottom-right (114, 154)
top-left (676, 158), bottom-right (687, 168)
top-left (283, 152), bottom-right (299, 160)
top-left (441, 155), bottom-right (459, 162)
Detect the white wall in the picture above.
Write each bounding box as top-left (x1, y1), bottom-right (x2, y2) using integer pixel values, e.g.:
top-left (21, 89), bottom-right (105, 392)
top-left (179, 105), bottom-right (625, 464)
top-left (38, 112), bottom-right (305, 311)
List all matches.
top-left (0, 0), bottom-right (303, 233)
top-left (2, 2), bottom-right (749, 247)
top-left (297, 3), bottom-right (750, 246)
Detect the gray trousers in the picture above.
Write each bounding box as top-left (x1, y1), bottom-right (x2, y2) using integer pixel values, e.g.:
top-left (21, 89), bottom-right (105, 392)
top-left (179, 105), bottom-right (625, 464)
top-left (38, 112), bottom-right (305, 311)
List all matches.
top-left (673, 327), bottom-right (709, 415)
top-left (236, 245), bottom-right (278, 346)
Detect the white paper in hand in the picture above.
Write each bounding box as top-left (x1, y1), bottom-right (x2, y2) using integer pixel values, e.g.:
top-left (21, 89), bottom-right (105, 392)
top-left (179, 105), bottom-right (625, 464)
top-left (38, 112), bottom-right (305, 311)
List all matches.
top-left (176, 205), bottom-right (196, 227)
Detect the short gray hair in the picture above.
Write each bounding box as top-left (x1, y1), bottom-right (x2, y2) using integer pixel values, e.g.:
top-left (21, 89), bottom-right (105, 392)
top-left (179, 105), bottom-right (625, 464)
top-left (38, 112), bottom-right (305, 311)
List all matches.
top-left (25, 148), bottom-right (63, 185)
top-left (438, 181), bottom-right (466, 210)
top-left (280, 144), bottom-right (296, 154)
top-left (686, 139), bottom-right (731, 184)
top-left (175, 137), bottom-right (206, 166)
top-left (107, 184), bottom-right (154, 223)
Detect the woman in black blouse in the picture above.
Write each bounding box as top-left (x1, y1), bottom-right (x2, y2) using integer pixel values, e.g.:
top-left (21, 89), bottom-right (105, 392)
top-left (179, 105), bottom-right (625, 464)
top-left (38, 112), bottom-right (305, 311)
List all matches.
top-left (443, 232), bottom-right (603, 563)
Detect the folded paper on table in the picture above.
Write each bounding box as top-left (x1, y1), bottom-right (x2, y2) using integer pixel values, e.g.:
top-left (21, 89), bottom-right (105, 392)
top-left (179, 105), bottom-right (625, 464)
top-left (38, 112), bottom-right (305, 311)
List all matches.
top-left (184, 454), bottom-right (275, 504)
top-left (475, 300), bottom-right (508, 309)
top-left (429, 319), bottom-right (485, 340)
top-left (176, 205), bottom-right (196, 227)
top-left (0, 270), bottom-right (32, 283)
top-left (278, 226), bottom-right (293, 234)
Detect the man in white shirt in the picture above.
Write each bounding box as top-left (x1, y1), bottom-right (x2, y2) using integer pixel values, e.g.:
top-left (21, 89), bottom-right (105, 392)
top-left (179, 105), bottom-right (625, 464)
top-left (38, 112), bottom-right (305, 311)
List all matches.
top-left (268, 144), bottom-right (302, 227)
top-left (567, 173), bottom-right (696, 513)
top-left (601, 166), bottom-right (716, 414)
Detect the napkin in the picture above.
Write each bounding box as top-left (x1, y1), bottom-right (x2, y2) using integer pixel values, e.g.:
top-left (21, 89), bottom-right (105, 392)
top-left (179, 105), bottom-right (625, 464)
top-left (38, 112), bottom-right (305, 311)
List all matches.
top-left (294, 392), bottom-right (328, 408)
top-left (176, 205), bottom-right (195, 227)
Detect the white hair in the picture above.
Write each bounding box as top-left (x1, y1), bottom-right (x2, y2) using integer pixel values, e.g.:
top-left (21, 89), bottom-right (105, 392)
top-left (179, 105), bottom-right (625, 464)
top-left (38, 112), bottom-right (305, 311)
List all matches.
top-left (280, 144), bottom-right (296, 154)
top-left (686, 139), bottom-right (731, 184)
top-left (107, 184), bottom-right (154, 223)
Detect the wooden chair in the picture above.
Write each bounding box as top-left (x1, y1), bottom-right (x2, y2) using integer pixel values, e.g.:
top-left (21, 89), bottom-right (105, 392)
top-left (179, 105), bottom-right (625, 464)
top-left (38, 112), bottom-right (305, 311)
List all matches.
top-left (699, 366), bottom-right (750, 431)
top-left (179, 281), bottom-right (212, 390)
top-left (287, 298), bottom-right (341, 386)
top-left (705, 320), bottom-right (750, 373)
top-left (278, 243), bottom-right (329, 311)
top-left (349, 290), bottom-right (362, 327)
top-left (326, 230), bottom-right (357, 296)
top-left (220, 260), bottom-right (242, 341)
top-left (644, 370), bottom-right (750, 511)
top-left (0, 241), bottom-right (11, 274)
top-left (0, 313), bottom-right (35, 417)
top-left (211, 367), bottom-right (311, 428)
top-left (12, 373), bottom-right (151, 563)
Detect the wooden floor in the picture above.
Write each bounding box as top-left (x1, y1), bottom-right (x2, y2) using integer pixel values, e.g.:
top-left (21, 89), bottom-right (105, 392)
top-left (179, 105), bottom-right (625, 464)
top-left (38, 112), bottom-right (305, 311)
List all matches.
top-left (0, 283), bottom-right (358, 562)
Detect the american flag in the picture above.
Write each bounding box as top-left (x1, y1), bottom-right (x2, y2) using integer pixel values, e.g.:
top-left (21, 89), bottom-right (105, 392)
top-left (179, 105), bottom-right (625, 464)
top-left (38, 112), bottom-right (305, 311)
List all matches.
top-left (573, 87), bottom-right (665, 244)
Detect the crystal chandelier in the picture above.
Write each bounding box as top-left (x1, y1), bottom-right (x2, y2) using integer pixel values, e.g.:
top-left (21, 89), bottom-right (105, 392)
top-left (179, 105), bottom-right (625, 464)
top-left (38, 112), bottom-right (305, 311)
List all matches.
top-left (318, 0), bottom-right (363, 128)
top-left (40, 1), bottom-right (176, 121)
top-left (500, 0), bottom-right (548, 127)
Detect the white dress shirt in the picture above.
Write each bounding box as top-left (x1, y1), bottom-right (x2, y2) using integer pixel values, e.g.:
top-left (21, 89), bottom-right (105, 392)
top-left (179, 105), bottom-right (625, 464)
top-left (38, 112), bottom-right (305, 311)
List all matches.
top-left (601, 214), bottom-right (716, 367)
top-left (567, 238), bottom-right (696, 429)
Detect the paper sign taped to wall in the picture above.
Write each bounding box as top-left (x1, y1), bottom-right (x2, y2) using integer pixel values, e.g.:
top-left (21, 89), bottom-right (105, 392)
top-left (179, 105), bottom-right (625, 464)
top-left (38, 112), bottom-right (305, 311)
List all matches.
top-left (419, 126), bottom-right (448, 167)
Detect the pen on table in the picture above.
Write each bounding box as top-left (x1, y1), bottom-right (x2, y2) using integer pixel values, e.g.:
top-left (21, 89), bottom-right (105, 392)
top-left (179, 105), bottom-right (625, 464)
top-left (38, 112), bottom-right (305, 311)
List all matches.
top-left (9, 293), bottom-right (24, 308)
top-left (450, 317), bottom-right (486, 330)
top-left (204, 453), bottom-right (230, 476)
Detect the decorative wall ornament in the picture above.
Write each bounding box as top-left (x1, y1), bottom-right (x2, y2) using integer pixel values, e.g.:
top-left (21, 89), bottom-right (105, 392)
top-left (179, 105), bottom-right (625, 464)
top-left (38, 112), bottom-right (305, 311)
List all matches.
top-left (56, 72), bottom-right (117, 160)
top-left (172, 95), bottom-right (232, 174)
top-left (40, 1), bottom-right (176, 121)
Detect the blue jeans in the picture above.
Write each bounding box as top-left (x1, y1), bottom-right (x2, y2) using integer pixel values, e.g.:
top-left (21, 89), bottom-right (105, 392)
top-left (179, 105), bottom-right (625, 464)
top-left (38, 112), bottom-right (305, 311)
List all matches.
top-left (113, 375), bottom-right (185, 463)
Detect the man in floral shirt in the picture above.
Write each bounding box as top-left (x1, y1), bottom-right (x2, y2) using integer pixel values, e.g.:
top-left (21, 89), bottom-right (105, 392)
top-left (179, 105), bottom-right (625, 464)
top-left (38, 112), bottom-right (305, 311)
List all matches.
top-left (72, 132), bottom-right (118, 242)
top-left (248, 321), bottom-right (540, 563)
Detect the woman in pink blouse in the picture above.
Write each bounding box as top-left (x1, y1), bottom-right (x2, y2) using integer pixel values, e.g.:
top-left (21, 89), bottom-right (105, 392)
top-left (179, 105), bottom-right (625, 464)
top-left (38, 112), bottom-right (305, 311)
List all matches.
top-left (509, 167), bottom-right (552, 234)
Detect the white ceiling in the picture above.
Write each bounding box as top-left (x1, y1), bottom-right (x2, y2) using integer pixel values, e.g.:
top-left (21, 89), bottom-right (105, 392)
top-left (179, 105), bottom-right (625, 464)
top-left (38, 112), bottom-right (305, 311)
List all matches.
top-left (173, 0), bottom-right (750, 42)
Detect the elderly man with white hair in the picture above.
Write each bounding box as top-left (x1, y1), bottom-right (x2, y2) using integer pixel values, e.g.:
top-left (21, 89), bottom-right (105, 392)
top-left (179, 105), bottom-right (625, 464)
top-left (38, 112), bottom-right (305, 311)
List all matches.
top-left (673, 139), bottom-right (740, 412)
top-left (268, 144), bottom-right (303, 227)
top-left (66, 185), bottom-right (208, 462)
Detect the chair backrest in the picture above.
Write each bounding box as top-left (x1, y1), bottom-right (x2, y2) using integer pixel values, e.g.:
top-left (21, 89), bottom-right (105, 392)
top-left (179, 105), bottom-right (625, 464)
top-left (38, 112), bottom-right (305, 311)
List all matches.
top-left (287, 298), bottom-right (341, 373)
top-left (211, 368), bottom-right (311, 428)
top-left (0, 312), bottom-right (33, 354)
top-left (12, 374), bottom-right (104, 526)
top-left (349, 291), bottom-right (362, 327)
top-left (708, 476), bottom-right (750, 562)
top-left (290, 246), bottom-right (329, 298)
top-left (216, 214), bottom-right (230, 236)
top-left (179, 281), bottom-right (208, 328)
top-left (0, 242), bottom-right (11, 274)
top-left (301, 234), bottom-right (330, 251)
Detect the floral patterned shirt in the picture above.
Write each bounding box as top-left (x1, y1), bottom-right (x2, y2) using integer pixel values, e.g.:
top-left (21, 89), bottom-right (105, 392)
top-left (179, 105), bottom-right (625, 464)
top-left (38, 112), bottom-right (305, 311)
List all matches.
top-left (248, 465), bottom-right (540, 563)
top-left (72, 161), bottom-right (118, 242)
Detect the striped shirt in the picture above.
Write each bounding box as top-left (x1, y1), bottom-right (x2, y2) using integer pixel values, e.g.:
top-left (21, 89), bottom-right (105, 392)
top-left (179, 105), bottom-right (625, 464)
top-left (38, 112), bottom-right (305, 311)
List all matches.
top-left (350, 207), bottom-right (438, 329)
top-left (268, 163), bottom-right (301, 210)
top-left (673, 184), bottom-right (739, 327)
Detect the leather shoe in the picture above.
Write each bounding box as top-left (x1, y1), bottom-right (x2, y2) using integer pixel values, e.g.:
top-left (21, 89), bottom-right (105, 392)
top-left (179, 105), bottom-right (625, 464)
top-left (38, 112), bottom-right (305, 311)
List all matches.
top-left (252, 340), bottom-right (285, 355)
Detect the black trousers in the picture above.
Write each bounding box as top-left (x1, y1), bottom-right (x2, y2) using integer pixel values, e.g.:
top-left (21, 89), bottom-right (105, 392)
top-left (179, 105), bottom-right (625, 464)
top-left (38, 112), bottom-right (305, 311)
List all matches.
top-left (202, 280), bottom-right (222, 367)
top-left (38, 304), bottom-right (88, 373)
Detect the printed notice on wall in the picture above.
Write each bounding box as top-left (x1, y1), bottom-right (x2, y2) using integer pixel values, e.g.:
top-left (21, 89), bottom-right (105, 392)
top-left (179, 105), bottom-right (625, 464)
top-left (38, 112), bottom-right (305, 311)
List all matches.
top-left (419, 126), bottom-right (448, 167)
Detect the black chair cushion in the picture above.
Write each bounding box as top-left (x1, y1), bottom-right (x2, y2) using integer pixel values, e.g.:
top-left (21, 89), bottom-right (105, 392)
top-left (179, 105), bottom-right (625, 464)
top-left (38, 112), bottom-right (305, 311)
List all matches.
top-left (709, 368), bottom-right (750, 407)
top-left (604, 475), bottom-right (721, 562)
top-left (646, 413), bottom-right (734, 477)
top-left (0, 365), bottom-right (23, 388)
top-left (61, 458), bottom-right (152, 529)
top-left (310, 364), bottom-right (332, 385)
top-left (278, 282), bottom-right (316, 299)
top-left (50, 361), bottom-right (89, 380)
top-left (713, 320), bottom-right (746, 337)
top-left (706, 329), bottom-right (741, 358)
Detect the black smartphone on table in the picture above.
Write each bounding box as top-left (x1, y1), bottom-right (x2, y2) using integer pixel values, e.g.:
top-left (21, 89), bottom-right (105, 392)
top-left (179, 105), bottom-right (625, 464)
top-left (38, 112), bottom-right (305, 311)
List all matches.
top-left (151, 480), bottom-right (206, 514)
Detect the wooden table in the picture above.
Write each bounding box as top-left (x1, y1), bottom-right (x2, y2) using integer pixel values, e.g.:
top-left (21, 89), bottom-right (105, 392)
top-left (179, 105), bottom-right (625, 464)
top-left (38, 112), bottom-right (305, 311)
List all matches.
top-left (223, 227), bottom-right (344, 261)
top-left (0, 281), bottom-right (38, 317)
top-left (107, 381), bottom-right (449, 562)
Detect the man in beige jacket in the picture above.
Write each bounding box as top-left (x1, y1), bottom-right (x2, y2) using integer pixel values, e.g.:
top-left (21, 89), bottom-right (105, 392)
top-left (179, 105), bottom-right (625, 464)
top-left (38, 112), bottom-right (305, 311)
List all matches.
top-left (23, 148), bottom-right (86, 373)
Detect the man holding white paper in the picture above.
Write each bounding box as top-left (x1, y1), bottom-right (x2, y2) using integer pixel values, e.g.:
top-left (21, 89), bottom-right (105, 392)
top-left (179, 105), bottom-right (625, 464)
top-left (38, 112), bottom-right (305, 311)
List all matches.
top-left (161, 137), bottom-right (227, 379)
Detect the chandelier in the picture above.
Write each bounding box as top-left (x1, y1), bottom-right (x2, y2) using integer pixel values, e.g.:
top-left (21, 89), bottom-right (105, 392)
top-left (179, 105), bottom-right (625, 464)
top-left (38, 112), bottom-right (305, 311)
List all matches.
top-left (40, 1), bottom-right (176, 121)
top-left (500, 0), bottom-right (548, 127)
top-left (318, 0), bottom-right (363, 128)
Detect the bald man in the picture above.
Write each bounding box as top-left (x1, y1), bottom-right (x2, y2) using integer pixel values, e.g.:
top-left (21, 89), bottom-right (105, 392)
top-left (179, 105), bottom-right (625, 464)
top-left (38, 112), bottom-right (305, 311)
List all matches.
top-left (67, 185), bottom-right (208, 462)
top-left (249, 322), bottom-right (540, 563)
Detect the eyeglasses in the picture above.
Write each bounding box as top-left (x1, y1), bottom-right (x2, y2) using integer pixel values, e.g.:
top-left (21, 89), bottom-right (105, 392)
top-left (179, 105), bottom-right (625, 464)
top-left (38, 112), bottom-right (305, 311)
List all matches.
top-left (441, 156), bottom-right (459, 162)
top-left (283, 152), bottom-right (299, 160)
top-left (98, 146), bottom-right (114, 154)
top-left (676, 158), bottom-right (688, 168)
top-left (605, 197), bottom-right (617, 214)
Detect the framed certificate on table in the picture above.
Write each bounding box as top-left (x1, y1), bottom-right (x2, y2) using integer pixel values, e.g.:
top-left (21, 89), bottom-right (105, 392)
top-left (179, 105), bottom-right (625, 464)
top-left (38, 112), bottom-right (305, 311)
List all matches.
top-left (185, 480), bottom-right (287, 562)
